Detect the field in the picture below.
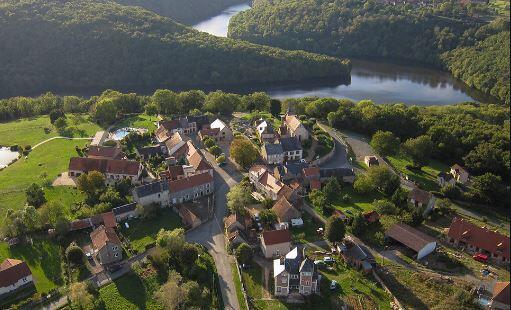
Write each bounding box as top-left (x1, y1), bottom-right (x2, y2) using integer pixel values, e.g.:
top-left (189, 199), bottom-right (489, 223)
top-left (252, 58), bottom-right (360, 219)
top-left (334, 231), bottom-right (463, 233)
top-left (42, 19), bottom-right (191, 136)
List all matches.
top-left (119, 208), bottom-right (183, 253)
top-left (0, 114), bottom-right (101, 147)
top-left (113, 114), bottom-right (159, 132)
top-left (490, 0), bottom-right (510, 16)
top-left (0, 238), bottom-right (63, 293)
top-left (231, 262), bottom-right (249, 310)
top-left (0, 138), bottom-right (89, 214)
top-left (387, 152), bottom-right (449, 192)
top-left (290, 213), bottom-right (323, 244)
top-left (99, 272), bottom-right (162, 310)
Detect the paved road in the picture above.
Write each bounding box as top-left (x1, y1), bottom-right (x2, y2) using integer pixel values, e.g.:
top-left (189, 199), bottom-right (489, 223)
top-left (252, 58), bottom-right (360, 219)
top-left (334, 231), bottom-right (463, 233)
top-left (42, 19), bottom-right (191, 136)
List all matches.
top-left (316, 123), bottom-right (350, 169)
top-left (186, 149), bottom-right (243, 310)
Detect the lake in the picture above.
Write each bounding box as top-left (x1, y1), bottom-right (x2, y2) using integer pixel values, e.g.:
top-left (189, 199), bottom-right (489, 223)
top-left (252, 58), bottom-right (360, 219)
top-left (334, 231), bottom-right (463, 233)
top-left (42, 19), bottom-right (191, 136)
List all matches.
top-left (192, 3), bottom-right (488, 105)
top-left (0, 147), bottom-right (19, 168)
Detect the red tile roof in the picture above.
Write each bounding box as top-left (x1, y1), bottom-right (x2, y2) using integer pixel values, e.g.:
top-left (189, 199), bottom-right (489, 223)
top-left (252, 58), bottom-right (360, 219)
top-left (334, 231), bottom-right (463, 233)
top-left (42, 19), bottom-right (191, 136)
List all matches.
top-left (70, 218), bottom-right (92, 231)
top-left (168, 172), bottom-right (213, 193)
top-left (262, 229), bottom-right (291, 246)
top-left (385, 223), bottom-right (436, 253)
top-left (162, 165), bottom-right (185, 180)
top-left (101, 212), bottom-right (116, 228)
top-left (187, 150), bottom-right (212, 172)
top-left (303, 167), bottom-right (320, 178)
top-left (493, 282), bottom-right (510, 305)
top-left (310, 179), bottom-right (321, 190)
top-left (272, 197), bottom-right (301, 222)
top-left (87, 146), bottom-right (124, 159)
top-left (90, 225), bottom-right (121, 250)
top-left (69, 157), bottom-right (140, 176)
top-left (363, 210), bottom-right (380, 223)
top-left (199, 128), bottom-right (220, 137)
top-left (448, 217), bottom-right (510, 260)
top-left (0, 259), bottom-right (32, 287)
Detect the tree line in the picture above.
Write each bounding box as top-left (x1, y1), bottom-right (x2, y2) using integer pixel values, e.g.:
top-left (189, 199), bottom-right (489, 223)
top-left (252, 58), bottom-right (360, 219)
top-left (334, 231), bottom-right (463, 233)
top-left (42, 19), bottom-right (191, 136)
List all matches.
top-left (229, 0), bottom-right (510, 104)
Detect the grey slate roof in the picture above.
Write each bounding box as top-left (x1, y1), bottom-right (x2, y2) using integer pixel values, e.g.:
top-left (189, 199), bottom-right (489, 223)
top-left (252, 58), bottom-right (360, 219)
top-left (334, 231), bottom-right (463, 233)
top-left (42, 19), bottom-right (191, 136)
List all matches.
top-left (280, 137), bottom-right (302, 152)
top-left (263, 143), bottom-right (283, 156)
top-left (112, 202), bottom-right (137, 216)
top-left (320, 167), bottom-right (355, 178)
top-left (136, 145), bottom-right (163, 157)
top-left (133, 180), bottom-right (169, 198)
top-left (284, 162), bottom-right (309, 175)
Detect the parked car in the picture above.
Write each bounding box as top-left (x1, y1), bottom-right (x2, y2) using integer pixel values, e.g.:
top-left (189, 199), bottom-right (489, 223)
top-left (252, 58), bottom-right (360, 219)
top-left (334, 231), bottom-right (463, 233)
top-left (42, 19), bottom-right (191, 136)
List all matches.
top-left (330, 280), bottom-right (337, 290)
top-left (323, 256), bottom-right (335, 264)
top-left (473, 253), bottom-right (488, 263)
top-left (314, 260), bottom-right (326, 270)
top-left (254, 214), bottom-right (261, 222)
top-left (107, 263), bottom-right (123, 273)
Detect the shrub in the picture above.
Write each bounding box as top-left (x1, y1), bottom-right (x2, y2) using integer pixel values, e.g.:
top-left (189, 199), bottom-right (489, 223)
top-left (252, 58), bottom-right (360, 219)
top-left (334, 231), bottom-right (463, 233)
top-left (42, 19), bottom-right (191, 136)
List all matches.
top-left (66, 244), bottom-right (84, 265)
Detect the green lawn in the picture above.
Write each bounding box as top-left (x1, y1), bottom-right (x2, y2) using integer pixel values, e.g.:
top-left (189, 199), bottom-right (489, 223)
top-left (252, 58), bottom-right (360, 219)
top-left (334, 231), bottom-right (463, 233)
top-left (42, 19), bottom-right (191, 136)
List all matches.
top-left (119, 208), bottom-right (183, 253)
top-left (99, 272), bottom-right (162, 310)
top-left (114, 114), bottom-right (159, 132)
top-left (0, 138), bottom-right (89, 215)
top-left (291, 212), bottom-right (323, 244)
top-left (231, 262), bottom-right (248, 310)
top-left (241, 263), bottom-right (263, 299)
top-left (387, 152), bottom-right (449, 192)
top-left (241, 111), bottom-right (281, 127)
top-left (0, 238), bottom-right (63, 293)
top-left (0, 114), bottom-right (101, 147)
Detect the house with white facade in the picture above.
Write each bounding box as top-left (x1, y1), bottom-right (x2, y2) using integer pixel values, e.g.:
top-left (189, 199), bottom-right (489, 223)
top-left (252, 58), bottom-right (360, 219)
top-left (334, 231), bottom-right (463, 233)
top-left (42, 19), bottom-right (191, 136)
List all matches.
top-left (279, 137), bottom-right (303, 161)
top-left (261, 229), bottom-right (292, 258)
top-left (0, 259), bottom-right (33, 297)
top-left (168, 172), bottom-right (214, 204)
top-left (68, 157), bottom-right (142, 185)
top-left (273, 247), bottom-right (320, 296)
top-left (256, 119), bottom-right (276, 142)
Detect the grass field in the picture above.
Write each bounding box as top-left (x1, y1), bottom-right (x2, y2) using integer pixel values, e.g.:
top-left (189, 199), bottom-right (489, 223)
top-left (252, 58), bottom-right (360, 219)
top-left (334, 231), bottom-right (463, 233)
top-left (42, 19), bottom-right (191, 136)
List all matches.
top-left (231, 262), bottom-right (248, 310)
top-left (387, 152), bottom-right (449, 192)
top-left (0, 114), bottom-right (101, 147)
top-left (291, 213), bottom-right (323, 244)
top-left (0, 138), bottom-right (89, 215)
top-left (0, 238), bottom-right (63, 293)
top-left (114, 114), bottom-right (159, 132)
top-left (490, 0), bottom-right (510, 15)
top-left (241, 262), bottom-right (263, 299)
top-left (119, 209), bottom-right (183, 253)
top-left (99, 272), bottom-right (162, 310)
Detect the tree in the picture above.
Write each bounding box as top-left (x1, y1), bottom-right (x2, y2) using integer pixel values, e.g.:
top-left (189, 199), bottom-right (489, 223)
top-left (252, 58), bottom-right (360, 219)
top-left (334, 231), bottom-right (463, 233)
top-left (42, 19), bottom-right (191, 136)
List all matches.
top-left (370, 130), bottom-right (400, 156)
top-left (180, 243), bottom-right (199, 264)
top-left (204, 91), bottom-right (240, 115)
top-left (91, 98), bottom-right (118, 125)
top-left (54, 116), bottom-right (67, 132)
top-left (39, 201), bottom-right (65, 227)
top-left (230, 137), bottom-right (258, 169)
top-left (155, 270), bottom-right (186, 310)
top-left (235, 243), bottom-right (253, 264)
top-left (323, 177), bottom-right (341, 202)
top-left (325, 215), bottom-right (346, 243)
top-left (26, 183), bottom-right (46, 207)
top-left (402, 135), bottom-right (434, 168)
top-left (367, 166), bottom-right (401, 196)
top-left (309, 189), bottom-right (328, 212)
top-left (391, 187), bottom-right (409, 208)
top-left (203, 137), bottom-right (216, 148)
top-left (76, 171), bottom-right (106, 204)
top-left (152, 89), bottom-right (181, 115)
top-left (69, 282), bottom-right (94, 309)
top-left (270, 99), bottom-right (281, 117)
top-left (373, 199), bottom-right (398, 215)
top-left (469, 173), bottom-right (505, 204)
top-left (99, 187), bottom-right (125, 208)
top-left (259, 209), bottom-right (277, 228)
top-left (55, 217), bottom-right (71, 235)
top-left (241, 92), bottom-right (270, 111)
top-left (350, 214), bottom-right (366, 236)
top-left (353, 175), bottom-right (375, 194)
top-left (66, 244), bottom-right (84, 265)
top-left (216, 155), bottom-right (226, 164)
top-left (208, 145), bottom-right (222, 157)
top-left (226, 183), bottom-right (252, 214)
top-left (156, 228), bottom-right (185, 254)
top-left (49, 109), bottom-right (65, 124)
top-left (21, 206), bottom-right (41, 231)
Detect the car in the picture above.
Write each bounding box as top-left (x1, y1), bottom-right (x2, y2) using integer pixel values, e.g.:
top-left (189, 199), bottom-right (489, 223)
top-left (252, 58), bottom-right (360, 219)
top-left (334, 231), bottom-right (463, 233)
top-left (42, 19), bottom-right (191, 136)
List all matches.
top-left (323, 256), bottom-right (335, 264)
top-left (85, 252), bottom-right (93, 261)
top-left (473, 253), bottom-right (488, 263)
top-left (257, 222), bottom-right (263, 231)
top-left (218, 161), bottom-right (226, 167)
top-left (254, 214), bottom-right (261, 222)
top-left (107, 263), bottom-right (123, 273)
top-left (330, 280), bottom-right (337, 290)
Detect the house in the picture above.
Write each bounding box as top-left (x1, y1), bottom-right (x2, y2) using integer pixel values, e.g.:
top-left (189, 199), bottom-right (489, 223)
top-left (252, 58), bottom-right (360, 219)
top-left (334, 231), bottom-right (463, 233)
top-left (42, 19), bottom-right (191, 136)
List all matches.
top-left (274, 162), bottom-right (309, 182)
top-left (273, 247), bottom-right (320, 296)
top-left (91, 131), bottom-right (108, 146)
top-left (68, 157), bottom-right (142, 185)
top-left (0, 259), bottom-right (33, 296)
top-left (256, 119), bottom-right (276, 142)
top-left (225, 213), bottom-right (252, 234)
top-left (227, 229), bottom-right (249, 247)
top-left (450, 164), bottom-right (469, 184)
top-left (112, 202), bottom-right (138, 222)
top-left (446, 217), bottom-right (510, 264)
top-left (283, 114), bottom-right (309, 141)
top-left (187, 149), bottom-right (213, 177)
top-left (90, 225), bottom-right (122, 265)
top-left (385, 223), bottom-right (437, 260)
top-left (364, 156), bottom-right (379, 167)
top-left (437, 171), bottom-right (456, 187)
top-left (69, 212), bottom-right (116, 232)
top-left (490, 282), bottom-right (510, 310)
top-left (136, 145), bottom-right (165, 160)
top-left (168, 172), bottom-right (214, 204)
top-left (210, 119), bottom-right (232, 141)
top-left (408, 188), bottom-right (436, 215)
top-left (261, 229), bottom-right (292, 258)
top-left (160, 165), bottom-right (185, 181)
top-left (279, 137), bottom-right (303, 161)
top-left (319, 167), bottom-right (356, 183)
top-left (164, 132), bottom-right (192, 160)
top-left (251, 167), bottom-right (295, 201)
top-left (302, 166), bottom-right (320, 186)
top-left (132, 180), bottom-right (170, 207)
top-left (87, 146), bottom-right (125, 160)
top-left (262, 143), bottom-right (284, 165)
top-left (198, 127), bottom-right (220, 141)
top-left (363, 210), bottom-right (380, 223)
top-left (155, 116), bottom-right (208, 142)
top-left (177, 204), bottom-right (202, 229)
top-left (272, 197), bottom-right (301, 224)
top-left (339, 237), bottom-right (373, 273)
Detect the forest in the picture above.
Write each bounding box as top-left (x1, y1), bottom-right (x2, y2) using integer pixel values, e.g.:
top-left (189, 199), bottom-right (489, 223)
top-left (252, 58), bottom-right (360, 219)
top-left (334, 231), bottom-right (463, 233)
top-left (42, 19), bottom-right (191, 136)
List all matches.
top-left (0, 0), bottom-right (350, 99)
top-left (229, 0), bottom-right (510, 104)
top-left (114, 0), bottom-right (246, 24)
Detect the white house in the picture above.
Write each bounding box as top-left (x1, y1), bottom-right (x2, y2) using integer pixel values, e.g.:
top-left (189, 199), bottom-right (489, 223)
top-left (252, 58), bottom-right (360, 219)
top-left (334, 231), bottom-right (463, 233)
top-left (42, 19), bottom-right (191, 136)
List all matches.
top-left (210, 119), bottom-right (233, 141)
top-left (261, 229), bottom-right (292, 258)
top-left (262, 143), bottom-right (284, 165)
top-left (0, 259), bottom-right (33, 296)
top-left (132, 180), bottom-right (170, 207)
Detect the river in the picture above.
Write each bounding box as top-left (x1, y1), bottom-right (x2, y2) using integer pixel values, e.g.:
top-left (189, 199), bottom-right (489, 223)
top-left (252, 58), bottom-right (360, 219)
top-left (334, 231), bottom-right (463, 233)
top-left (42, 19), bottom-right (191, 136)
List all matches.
top-left (192, 3), bottom-right (488, 105)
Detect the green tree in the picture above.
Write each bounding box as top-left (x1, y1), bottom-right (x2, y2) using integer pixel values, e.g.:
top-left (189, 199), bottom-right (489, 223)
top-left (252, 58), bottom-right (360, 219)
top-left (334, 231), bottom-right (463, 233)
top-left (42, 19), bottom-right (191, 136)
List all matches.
top-left (66, 244), bottom-right (85, 265)
top-left (350, 214), bottom-right (366, 236)
top-left (54, 116), bottom-right (67, 132)
top-left (309, 189), bottom-right (328, 212)
top-left (469, 173), bottom-right (505, 204)
top-left (26, 183), bottom-right (46, 207)
top-left (76, 171), bottom-right (106, 204)
top-left (208, 145), bottom-right (222, 157)
top-left (235, 243), bottom-right (253, 264)
top-left (226, 183), bottom-right (252, 214)
top-left (155, 271), bottom-right (186, 309)
top-left (69, 282), bottom-right (94, 310)
top-left (241, 92), bottom-right (271, 111)
top-left (270, 99), bottom-right (281, 117)
top-left (180, 243), bottom-right (199, 264)
top-left (49, 109), bottom-right (65, 124)
top-left (325, 215), bottom-right (346, 243)
top-left (367, 166), bottom-right (401, 196)
top-left (91, 98), bottom-right (118, 124)
top-left (152, 89), bottom-right (181, 115)
top-left (373, 199), bottom-right (397, 215)
top-left (323, 177), bottom-right (341, 202)
top-left (402, 135), bottom-right (434, 168)
top-left (353, 175), bottom-right (375, 194)
top-left (204, 91), bottom-right (240, 115)
top-left (156, 228), bottom-right (185, 254)
top-left (370, 130), bottom-right (400, 156)
top-left (99, 187), bottom-right (125, 208)
top-left (203, 137), bottom-right (216, 148)
top-left (229, 137), bottom-right (258, 169)
top-left (259, 209), bottom-right (277, 228)
top-left (216, 155), bottom-right (226, 164)
top-left (21, 206), bottom-right (41, 231)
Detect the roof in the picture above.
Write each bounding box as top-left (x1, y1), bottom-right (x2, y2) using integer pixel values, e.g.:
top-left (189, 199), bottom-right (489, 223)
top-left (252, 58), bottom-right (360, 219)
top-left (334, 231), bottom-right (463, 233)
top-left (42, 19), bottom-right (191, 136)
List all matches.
top-left (225, 213), bottom-right (251, 230)
top-left (101, 212), bottom-right (116, 228)
top-left (155, 125), bottom-right (172, 142)
top-left (0, 259), bottom-right (32, 287)
top-left (161, 165), bottom-right (185, 181)
top-left (451, 164), bottom-right (468, 174)
top-left (90, 225), bottom-right (121, 250)
top-left (70, 218), bottom-right (92, 231)
top-left (249, 165), bottom-right (268, 176)
top-left (168, 172), bottom-right (213, 193)
top-left (385, 223), bottom-right (436, 253)
top-left (310, 179), bottom-right (322, 190)
top-left (199, 127), bottom-right (220, 137)
top-left (136, 145), bottom-right (162, 157)
top-left (112, 202), bottom-right (137, 216)
top-left (177, 205), bottom-right (201, 227)
top-left (187, 115), bottom-right (209, 127)
top-left (263, 143), bottom-right (283, 156)
top-left (279, 137), bottom-right (302, 152)
top-left (211, 119), bottom-right (227, 130)
top-left (341, 237), bottom-right (368, 261)
top-left (299, 257), bottom-right (315, 273)
top-left (159, 119), bottom-right (181, 131)
top-left (364, 156), bottom-right (379, 165)
top-left (88, 146), bottom-right (124, 159)
top-left (363, 210), bottom-right (380, 223)
top-left (303, 167), bottom-right (320, 178)
top-left (285, 115), bottom-right (303, 132)
top-left (492, 282), bottom-right (510, 305)
top-left (187, 150), bottom-right (212, 172)
top-left (165, 132), bottom-right (189, 154)
top-left (91, 131), bottom-right (107, 146)
top-left (320, 167), bottom-right (355, 178)
top-left (262, 229), bottom-right (291, 246)
top-left (69, 157), bottom-right (140, 176)
top-left (447, 217), bottom-right (510, 259)
top-left (408, 188), bottom-right (433, 204)
top-left (134, 180), bottom-right (169, 198)
top-left (281, 162), bottom-right (308, 176)
top-left (272, 197), bottom-right (301, 222)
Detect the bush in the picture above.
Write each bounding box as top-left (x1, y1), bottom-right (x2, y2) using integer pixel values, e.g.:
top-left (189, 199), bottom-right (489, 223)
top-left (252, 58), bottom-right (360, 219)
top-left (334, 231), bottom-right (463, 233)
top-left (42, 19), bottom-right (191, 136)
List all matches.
top-left (441, 184), bottom-right (461, 200)
top-left (66, 244), bottom-right (84, 265)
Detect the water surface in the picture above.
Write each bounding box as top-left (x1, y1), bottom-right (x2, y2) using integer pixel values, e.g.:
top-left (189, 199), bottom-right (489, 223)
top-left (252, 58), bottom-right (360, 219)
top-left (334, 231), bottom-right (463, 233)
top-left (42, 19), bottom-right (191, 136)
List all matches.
top-left (193, 3), bottom-right (251, 37)
top-left (0, 147), bottom-right (19, 168)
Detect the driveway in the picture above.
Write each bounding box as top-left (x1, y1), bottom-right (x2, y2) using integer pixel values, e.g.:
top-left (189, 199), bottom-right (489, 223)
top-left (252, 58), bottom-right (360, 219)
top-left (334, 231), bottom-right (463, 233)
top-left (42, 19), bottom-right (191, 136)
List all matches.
top-left (186, 148), bottom-right (243, 310)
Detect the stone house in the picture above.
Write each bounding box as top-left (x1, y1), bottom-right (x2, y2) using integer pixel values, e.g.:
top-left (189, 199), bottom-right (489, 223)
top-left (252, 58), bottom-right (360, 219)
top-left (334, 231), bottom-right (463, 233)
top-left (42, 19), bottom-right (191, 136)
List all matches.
top-left (450, 164), bottom-right (470, 184)
top-left (408, 188), bottom-right (436, 216)
top-left (283, 114), bottom-right (309, 141)
top-left (272, 197), bottom-right (302, 224)
top-left (0, 259), bottom-right (33, 297)
top-left (262, 143), bottom-right (284, 165)
top-left (168, 172), bottom-right (214, 204)
top-left (279, 137), bottom-right (303, 161)
top-left (256, 119), bottom-right (276, 142)
top-left (261, 229), bottom-right (292, 258)
top-left (87, 146), bottom-right (125, 160)
top-left (273, 247), bottom-right (320, 296)
top-left (68, 157), bottom-right (142, 185)
top-left (112, 202), bottom-right (138, 222)
top-left (90, 225), bottom-right (122, 265)
top-left (210, 119), bottom-right (233, 141)
top-left (133, 180), bottom-right (170, 207)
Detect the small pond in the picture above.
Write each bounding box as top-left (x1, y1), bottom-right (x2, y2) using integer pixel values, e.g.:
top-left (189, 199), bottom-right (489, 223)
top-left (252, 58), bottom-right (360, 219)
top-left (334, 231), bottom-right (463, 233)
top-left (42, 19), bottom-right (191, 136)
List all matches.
top-left (111, 127), bottom-right (147, 140)
top-left (0, 147), bottom-right (19, 168)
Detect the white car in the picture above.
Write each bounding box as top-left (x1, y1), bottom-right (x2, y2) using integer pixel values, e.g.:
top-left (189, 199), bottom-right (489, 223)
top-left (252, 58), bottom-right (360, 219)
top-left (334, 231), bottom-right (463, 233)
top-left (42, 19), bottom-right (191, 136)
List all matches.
top-left (323, 256), bottom-right (335, 264)
top-left (330, 280), bottom-right (337, 290)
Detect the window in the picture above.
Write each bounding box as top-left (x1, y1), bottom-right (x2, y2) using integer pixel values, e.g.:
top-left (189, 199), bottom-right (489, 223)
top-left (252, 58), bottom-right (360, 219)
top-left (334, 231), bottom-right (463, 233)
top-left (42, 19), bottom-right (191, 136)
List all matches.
top-left (282, 277), bottom-right (287, 284)
top-left (276, 287), bottom-right (281, 293)
top-left (114, 253), bottom-right (119, 258)
top-left (113, 246), bottom-right (118, 251)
